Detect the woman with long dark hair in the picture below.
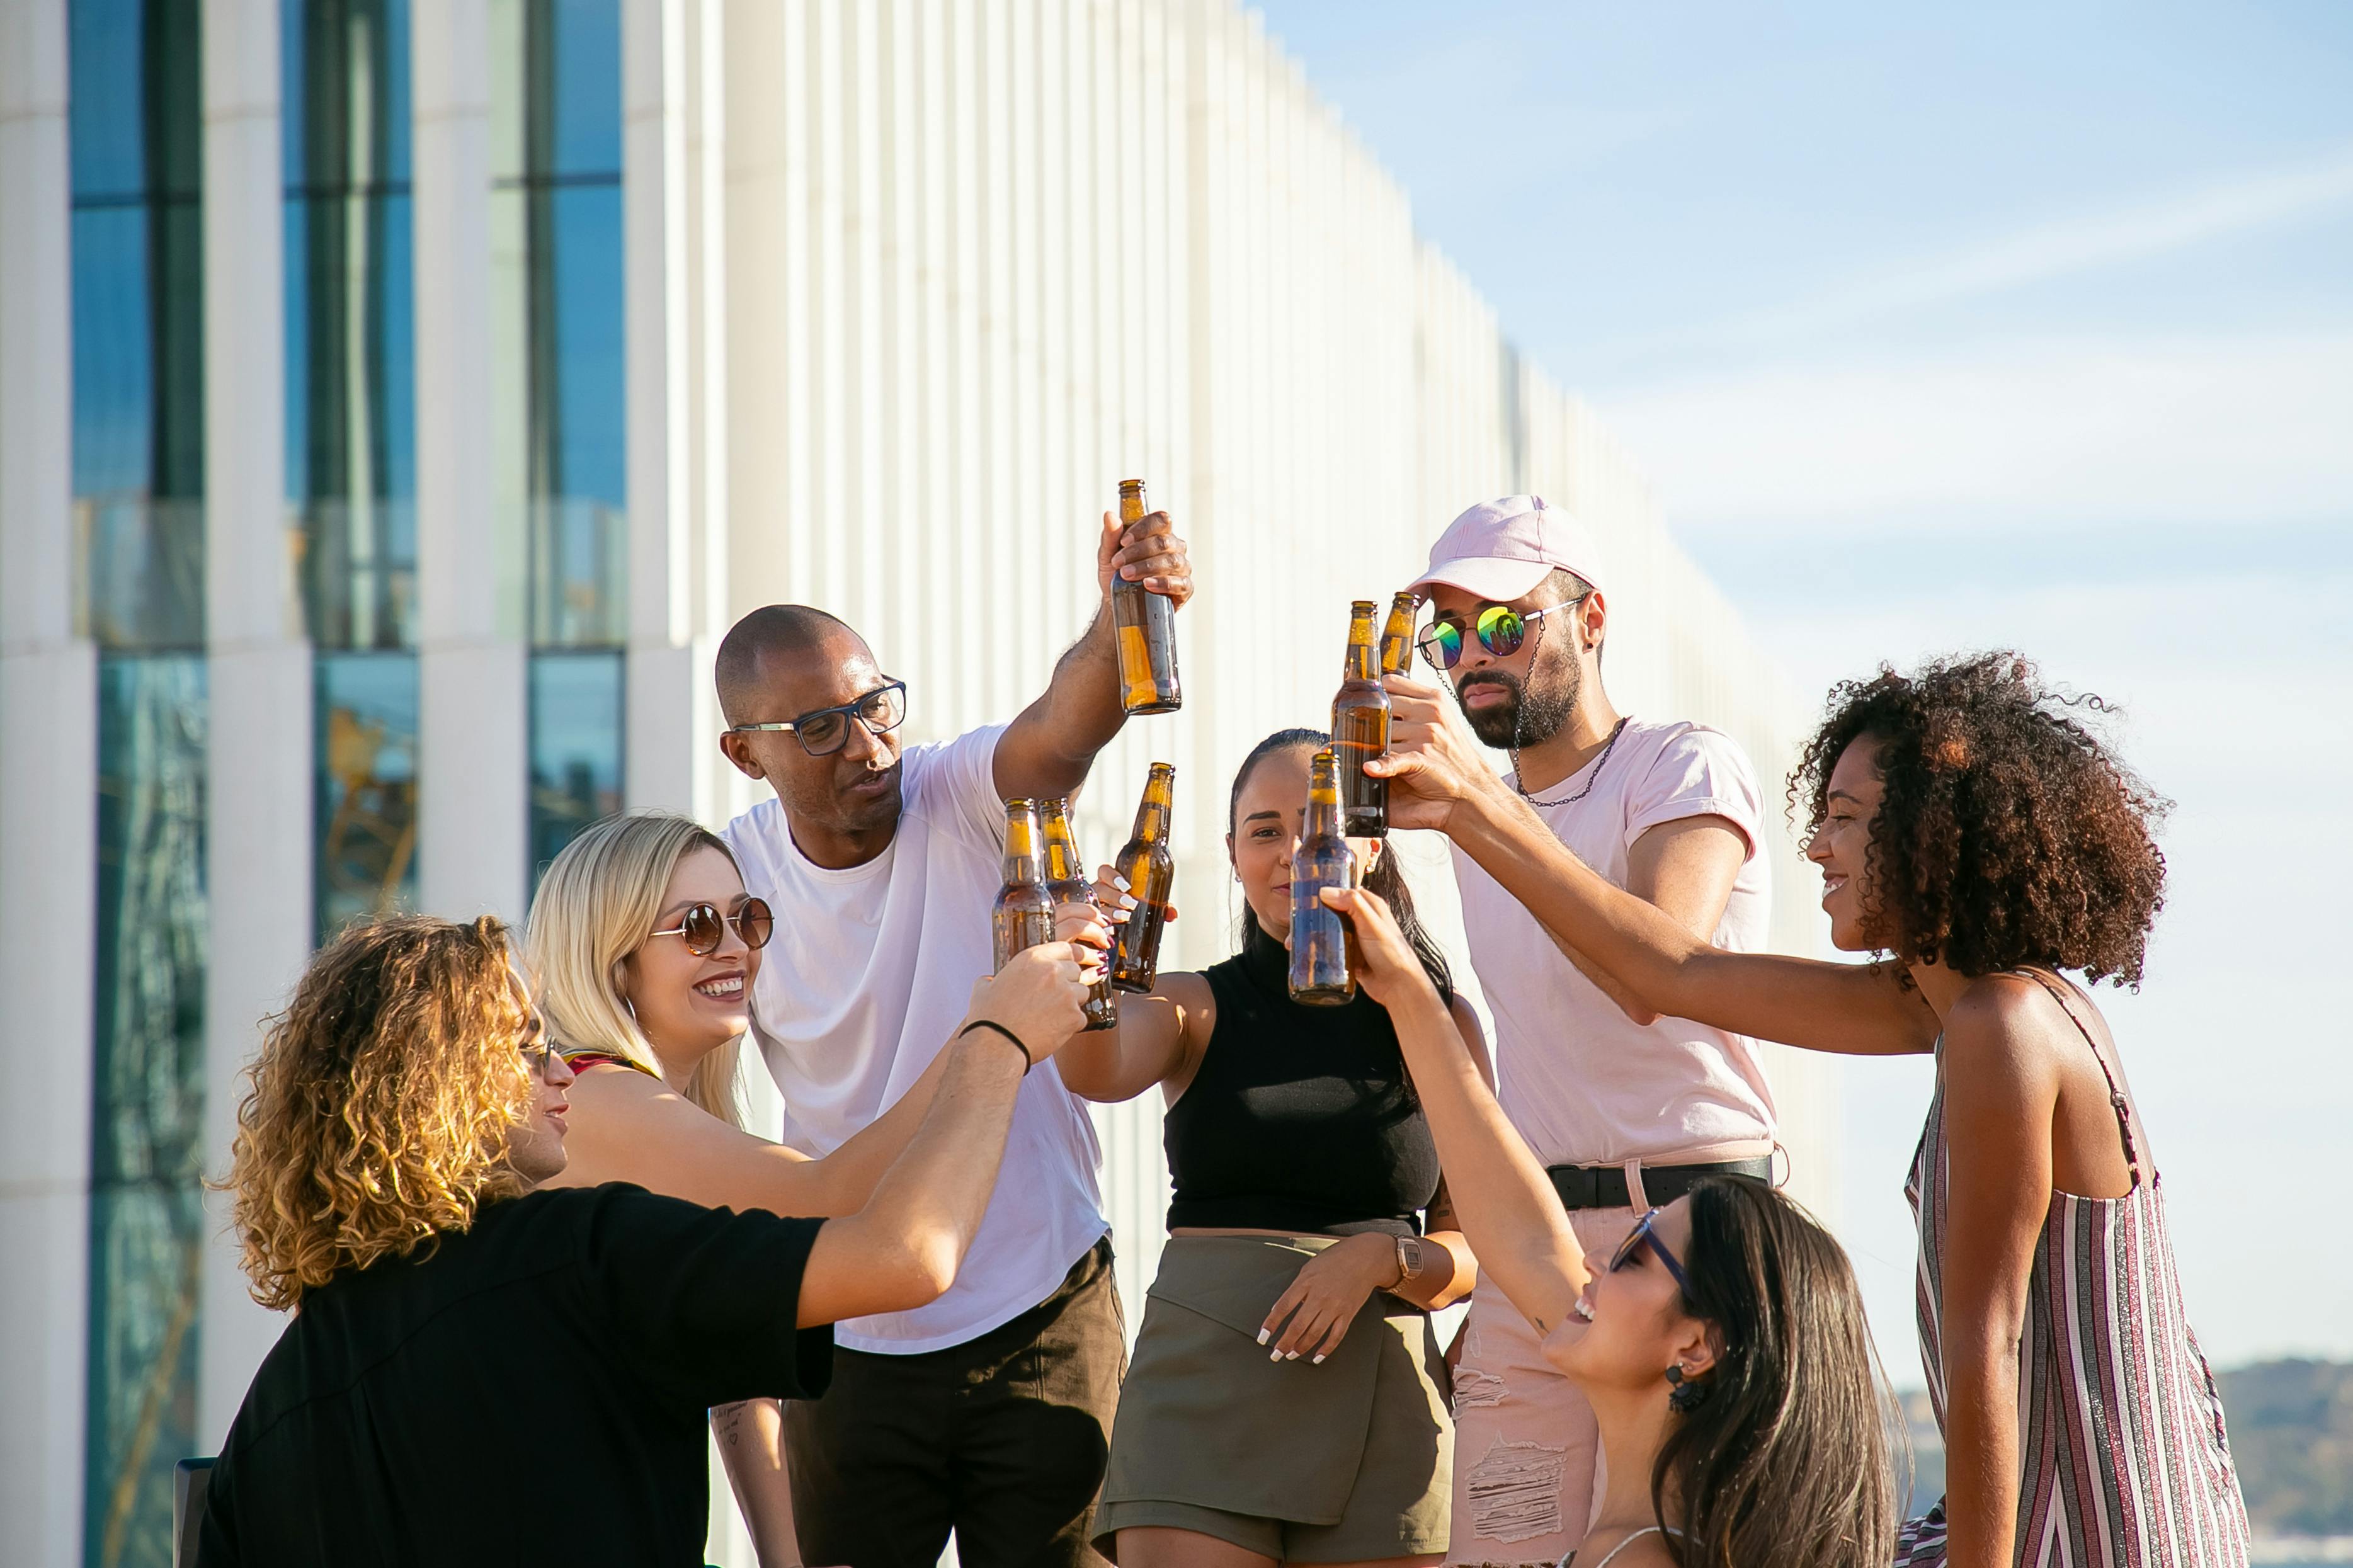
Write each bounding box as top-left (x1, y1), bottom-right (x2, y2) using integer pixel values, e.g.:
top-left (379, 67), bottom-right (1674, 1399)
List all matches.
top-left (1373, 651), bottom-right (2251, 1567)
top-left (1310, 880), bottom-right (1894, 1568)
top-left (1063, 728), bottom-right (1487, 1567)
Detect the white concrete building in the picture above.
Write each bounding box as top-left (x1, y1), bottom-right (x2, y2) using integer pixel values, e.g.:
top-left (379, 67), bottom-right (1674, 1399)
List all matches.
top-left (0, 3), bottom-right (1834, 1564)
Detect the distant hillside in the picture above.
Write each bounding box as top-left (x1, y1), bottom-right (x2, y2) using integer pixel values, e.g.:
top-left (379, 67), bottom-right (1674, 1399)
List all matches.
top-left (1893, 1361), bottom-right (2353, 1536)
top-left (2219, 1360), bottom-right (2353, 1535)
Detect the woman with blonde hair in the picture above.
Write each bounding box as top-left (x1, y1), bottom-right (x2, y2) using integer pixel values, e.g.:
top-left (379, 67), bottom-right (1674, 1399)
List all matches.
top-left (525, 810), bottom-right (1094, 1564)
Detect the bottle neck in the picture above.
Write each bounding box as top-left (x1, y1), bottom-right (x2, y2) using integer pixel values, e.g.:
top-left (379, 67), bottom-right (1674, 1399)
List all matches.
top-left (1003, 812), bottom-right (1044, 883)
top-left (1041, 819), bottom-right (1081, 885)
top-left (1131, 802), bottom-right (1168, 846)
top-left (1344, 615), bottom-right (1378, 681)
top-left (1302, 791), bottom-right (1343, 839)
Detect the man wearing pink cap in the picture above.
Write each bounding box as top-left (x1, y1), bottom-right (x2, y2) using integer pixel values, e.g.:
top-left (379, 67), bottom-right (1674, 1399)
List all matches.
top-left (1372, 496), bottom-right (1778, 1564)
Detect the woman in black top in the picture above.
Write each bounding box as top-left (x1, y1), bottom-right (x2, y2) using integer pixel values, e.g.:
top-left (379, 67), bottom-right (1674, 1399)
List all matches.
top-left (1064, 728), bottom-right (1489, 1568)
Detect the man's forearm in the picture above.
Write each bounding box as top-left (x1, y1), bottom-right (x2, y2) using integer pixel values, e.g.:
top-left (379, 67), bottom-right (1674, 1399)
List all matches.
top-left (1448, 782), bottom-right (1686, 1019)
top-left (1044, 605), bottom-right (1126, 756)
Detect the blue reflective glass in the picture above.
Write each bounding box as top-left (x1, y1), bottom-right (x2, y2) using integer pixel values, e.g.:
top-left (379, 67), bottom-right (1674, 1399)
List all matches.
top-left (542, 0), bottom-right (622, 176)
top-left (530, 652), bottom-right (625, 891)
top-left (88, 654), bottom-right (208, 1568)
top-left (316, 653), bottom-right (421, 944)
top-left (284, 0), bottom-right (418, 649)
top-left (72, 0), bottom-right (206, 652)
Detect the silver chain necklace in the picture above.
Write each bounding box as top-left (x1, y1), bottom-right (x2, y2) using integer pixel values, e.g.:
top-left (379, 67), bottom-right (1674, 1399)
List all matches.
top-left (1508, 613), bottom-right (1629, 807)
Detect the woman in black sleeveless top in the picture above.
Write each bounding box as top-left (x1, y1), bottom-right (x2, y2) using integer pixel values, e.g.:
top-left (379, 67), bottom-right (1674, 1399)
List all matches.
top-left (1063, 729), bottom-right (1490, 1568)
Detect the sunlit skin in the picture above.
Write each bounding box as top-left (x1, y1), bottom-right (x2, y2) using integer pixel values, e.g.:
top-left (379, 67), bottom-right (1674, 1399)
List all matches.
top-left (1226, 743), bottom-right (1386, 944)
top-left (1541, 1198), bottom-right (1716, 1396)
top-left (1327, 882), bottom-right (1697, 1568)
top-left (1805, 739), bottom-right (1884, 953)
top-left (717, 628), bottom-right (909, 864)
top-left (502, 989), bottom-right (576, 1188)
top-left (619, 846), bottom-right (761, 1076)
top-left (719, 507), bottom-right (1195, 870)
top-left (1420, 580), bottom-right (1617, 789)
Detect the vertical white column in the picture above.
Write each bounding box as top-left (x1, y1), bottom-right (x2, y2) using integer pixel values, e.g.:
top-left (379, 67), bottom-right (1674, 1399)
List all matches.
top-left (0, 6), bottom-right (94, 1560)
top-left (413, 0), bottom-right (527, 921)
top-left (622, 0), bottom-right (695, 817)
top-left (199, 0), bottom-right (305, 1443)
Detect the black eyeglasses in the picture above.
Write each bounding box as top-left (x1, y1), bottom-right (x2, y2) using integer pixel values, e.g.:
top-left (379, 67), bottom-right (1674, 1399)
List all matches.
top-left (1609, 1207), bottom-right (1694, 1299)
top-left (1416, 599), bottom-right (1584, 672)
top-left (728, 680), bottom-right (908, 757)
top-left (648, 897), bottom-right (775, 957)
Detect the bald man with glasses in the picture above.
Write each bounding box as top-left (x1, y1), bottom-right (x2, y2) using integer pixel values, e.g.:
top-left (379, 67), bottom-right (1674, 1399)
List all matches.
top-left (712, 507), bottom-right (1192, 1568)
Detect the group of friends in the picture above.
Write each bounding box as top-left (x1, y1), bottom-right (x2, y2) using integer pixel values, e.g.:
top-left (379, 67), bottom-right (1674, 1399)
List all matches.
top-left (197, 496), bottom-right (2253, 1568)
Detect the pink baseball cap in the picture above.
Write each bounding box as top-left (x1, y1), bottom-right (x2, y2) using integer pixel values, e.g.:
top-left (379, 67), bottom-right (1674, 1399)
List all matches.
top-left (1409, 495), bottom-right (1605, 604)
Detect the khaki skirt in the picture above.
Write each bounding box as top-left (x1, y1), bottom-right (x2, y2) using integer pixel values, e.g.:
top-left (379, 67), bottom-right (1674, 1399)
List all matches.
top-left (1097, 1234), bottom-right (1453, 1555)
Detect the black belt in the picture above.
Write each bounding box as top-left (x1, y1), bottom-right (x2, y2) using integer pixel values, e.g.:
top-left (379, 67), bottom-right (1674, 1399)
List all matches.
top-left (1545, 1157), bottom-right (1773, 1212)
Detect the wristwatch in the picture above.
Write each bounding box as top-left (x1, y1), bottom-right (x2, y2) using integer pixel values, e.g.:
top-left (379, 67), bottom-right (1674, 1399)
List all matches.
top-left (1393, 1235), bottom-right (1426, 1288)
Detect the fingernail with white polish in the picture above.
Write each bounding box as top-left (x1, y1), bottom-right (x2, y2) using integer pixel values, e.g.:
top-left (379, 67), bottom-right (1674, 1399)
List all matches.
top-left (1269, 1349), bottom-right (1282, 1362)
top-left (1311, 1355), bottom-right (1326, 1365)
top-left (1256, 1329), bottom-right (1270, 1345)
top-left (1284, 1351), bottom-right (1299, 1361)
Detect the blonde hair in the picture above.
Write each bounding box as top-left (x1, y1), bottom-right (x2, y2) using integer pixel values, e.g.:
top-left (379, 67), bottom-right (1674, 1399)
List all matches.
top-left (227, 914), bottom-right (535, 1309)
top-left (525, 812), bottom-right (750, 1128)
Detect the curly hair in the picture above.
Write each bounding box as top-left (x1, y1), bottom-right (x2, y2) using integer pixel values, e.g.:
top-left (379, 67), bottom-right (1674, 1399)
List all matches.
top-left (226, 914), bottom-right (537, 1310)
top-left (1790, 652), bottom-right (2170, 986)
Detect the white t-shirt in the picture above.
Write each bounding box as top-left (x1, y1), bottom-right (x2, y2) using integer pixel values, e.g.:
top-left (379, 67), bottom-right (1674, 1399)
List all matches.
top-left (722, 724), bottom-right (1108, 1353)
top-left (1454, 717), bottom-right (1779, 1169)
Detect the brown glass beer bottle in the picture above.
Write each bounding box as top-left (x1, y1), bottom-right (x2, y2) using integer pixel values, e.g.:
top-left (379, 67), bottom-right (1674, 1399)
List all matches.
top-left (992, 799), bottom-right (1056, 972)
top-left (1330, 599), bottom-right (1391, 838)
top-left (1377, 590), bottom-right (1420, 676)
top-left (1110, 479), bottom-right (1183, 714)
top-left (1108, 763), bottom-right (1176, 992)
top-left (1041, 797), bottom-right (1119, 1031)
top-left (1289, 747), bottom-right (1360, 1005)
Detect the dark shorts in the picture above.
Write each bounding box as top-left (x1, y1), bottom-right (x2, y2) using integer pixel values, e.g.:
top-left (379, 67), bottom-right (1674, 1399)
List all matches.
top-left (785, 1235), bottom-right (1125, 1568)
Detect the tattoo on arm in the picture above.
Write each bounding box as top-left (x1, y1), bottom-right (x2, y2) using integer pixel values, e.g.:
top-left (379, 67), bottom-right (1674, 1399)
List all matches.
top-left (712, 1400), bottom-right (745, 1448)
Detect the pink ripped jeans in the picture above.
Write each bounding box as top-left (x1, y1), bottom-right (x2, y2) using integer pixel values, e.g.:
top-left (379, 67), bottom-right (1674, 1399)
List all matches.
top-left (1444, 1205), bottom-right (1641, 1568)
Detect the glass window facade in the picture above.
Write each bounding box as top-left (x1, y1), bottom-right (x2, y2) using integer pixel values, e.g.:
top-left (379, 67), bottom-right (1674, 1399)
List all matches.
top-left (529, 651), bottom-right (626, 882)
top-left (71, 4), bottom-right (208, 1561)
top-left (314, 653), bottom-right (421, 941)
top-left (286, 0), bottom-right (421, 941)
top-left (496, 0), bottom-right (627, 890)
top-left (70, 0), bottom-right (205, 652)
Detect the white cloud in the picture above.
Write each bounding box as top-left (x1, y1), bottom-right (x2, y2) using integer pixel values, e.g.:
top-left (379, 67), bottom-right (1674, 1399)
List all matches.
top-left (1726, 147), bottom-right (2353, 344)
top-left (1602, 331), bottom-right (2353, 531)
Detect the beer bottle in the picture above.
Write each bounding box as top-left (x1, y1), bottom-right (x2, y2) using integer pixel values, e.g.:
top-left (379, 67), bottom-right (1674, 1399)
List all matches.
top-left (1108, 763), bottom-right (1176, 992)
top-left (1041, 797), bottom-right (1119, 1031)
top-left (1110, 479), bottom-right (1183, 713)
top-left (1330, 599), bottom-right (1391, 838)
top-left (1289, 747), bottom-right (1360, 1006)
top-left (1378, 590), bottom-right (1420, 676)
top-left (992, 799), bottom-right (1056, 972)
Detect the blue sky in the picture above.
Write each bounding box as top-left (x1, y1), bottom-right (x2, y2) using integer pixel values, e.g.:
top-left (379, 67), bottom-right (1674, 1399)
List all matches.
top-left (1255, 1), bottom-right (2353, 1379)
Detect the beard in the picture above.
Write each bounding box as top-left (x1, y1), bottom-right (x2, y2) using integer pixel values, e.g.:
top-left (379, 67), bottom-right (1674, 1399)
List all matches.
top-left (1456, 655), bottom-right (1581, 750)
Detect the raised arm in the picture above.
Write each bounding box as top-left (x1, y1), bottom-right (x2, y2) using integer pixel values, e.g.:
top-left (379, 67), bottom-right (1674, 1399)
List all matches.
top-left (993, 506), bottom-right (1195, 800)
top-left (554, 1040), bottom-right (960, 1219)
top-left (1375, 674), bottom-right (1938, 1057)
top-left (797, 941), bottom-right (1091, 1326)
top-left (1045, 883), bottom-right (1204, 1103)
top-left (1323, 885), bottom-right (1592, 1337)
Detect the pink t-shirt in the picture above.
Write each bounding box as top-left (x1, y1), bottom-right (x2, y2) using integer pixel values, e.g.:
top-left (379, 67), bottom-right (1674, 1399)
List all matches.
top-left (1453, 717), bottom-right (1778, 1168)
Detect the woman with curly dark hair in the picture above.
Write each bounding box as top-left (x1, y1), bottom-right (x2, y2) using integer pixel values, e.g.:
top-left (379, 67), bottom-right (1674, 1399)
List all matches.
top-left (1372, 650), bottom-right (2250, 1568)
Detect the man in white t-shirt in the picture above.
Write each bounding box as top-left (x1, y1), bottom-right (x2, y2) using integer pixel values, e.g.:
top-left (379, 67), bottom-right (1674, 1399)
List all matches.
top-left (714, 506), bottom-right (1192, 1567)
top-left (1375, 496), bottom-right (1779, 1565)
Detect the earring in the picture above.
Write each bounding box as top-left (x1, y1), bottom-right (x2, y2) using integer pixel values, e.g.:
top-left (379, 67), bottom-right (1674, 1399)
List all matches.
top-left (1665, 1365), bottom-right (1709, 1414)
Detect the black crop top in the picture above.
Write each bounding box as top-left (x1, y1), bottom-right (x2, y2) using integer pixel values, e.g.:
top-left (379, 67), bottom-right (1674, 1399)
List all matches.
top-left (1163, 936), bottom-right (1441, 1237)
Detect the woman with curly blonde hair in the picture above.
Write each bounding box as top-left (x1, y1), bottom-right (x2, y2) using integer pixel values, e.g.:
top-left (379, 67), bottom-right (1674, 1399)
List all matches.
top-left (204, 908), bottom-right (1098, 1567)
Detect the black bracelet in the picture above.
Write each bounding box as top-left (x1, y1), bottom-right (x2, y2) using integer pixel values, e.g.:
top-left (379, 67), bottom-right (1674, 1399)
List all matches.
top-left (958, 1019), bottom-right (1032, 1074)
